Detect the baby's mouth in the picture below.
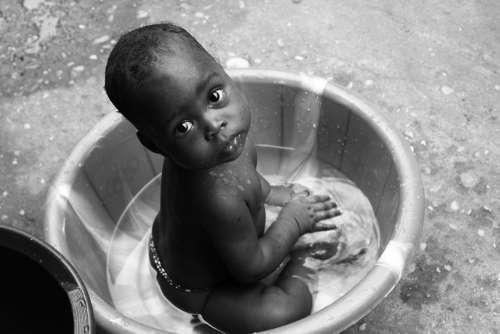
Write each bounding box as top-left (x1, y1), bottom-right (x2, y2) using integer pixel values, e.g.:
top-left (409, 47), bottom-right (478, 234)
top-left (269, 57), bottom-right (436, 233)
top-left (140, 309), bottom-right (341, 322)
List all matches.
top-left (223, 132), bottom-right (246, 154)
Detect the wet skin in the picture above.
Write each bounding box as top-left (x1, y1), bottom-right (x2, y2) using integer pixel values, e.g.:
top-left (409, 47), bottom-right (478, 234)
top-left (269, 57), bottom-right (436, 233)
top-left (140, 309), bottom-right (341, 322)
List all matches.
top-left (135, 36), bottom-right (340, 333)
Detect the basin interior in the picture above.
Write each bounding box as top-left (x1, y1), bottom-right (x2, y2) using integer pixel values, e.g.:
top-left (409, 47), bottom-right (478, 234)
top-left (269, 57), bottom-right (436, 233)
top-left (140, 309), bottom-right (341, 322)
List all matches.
top-left (48, 75), bottom-right (403, 331)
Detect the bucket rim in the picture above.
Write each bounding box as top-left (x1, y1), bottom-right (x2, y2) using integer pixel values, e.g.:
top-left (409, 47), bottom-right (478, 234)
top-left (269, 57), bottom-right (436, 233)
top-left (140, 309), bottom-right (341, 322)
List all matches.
top-left (0, 225), bottom-right (95, 334)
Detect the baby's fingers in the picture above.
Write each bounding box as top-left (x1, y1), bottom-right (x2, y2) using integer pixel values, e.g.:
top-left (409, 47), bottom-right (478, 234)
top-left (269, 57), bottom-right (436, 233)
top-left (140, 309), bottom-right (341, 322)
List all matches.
top-left (304, 194), bottom-right (331, 203)
top-left (312, 221), bottom-right (339, 232)
top-left (314, 208), bottom-right (341, 221)
top-left (311, 200), bottom-right (337, 212)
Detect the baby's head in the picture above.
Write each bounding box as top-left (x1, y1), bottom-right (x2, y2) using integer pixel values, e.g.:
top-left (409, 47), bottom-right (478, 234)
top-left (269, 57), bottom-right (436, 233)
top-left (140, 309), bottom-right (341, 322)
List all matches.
top-left (105, 23), bottom-right (251, 170)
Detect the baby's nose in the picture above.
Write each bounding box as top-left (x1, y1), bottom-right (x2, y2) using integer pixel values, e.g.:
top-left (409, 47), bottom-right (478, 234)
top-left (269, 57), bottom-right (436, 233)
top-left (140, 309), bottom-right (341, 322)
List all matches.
top-left (204, 116), bottom-right (227, 140)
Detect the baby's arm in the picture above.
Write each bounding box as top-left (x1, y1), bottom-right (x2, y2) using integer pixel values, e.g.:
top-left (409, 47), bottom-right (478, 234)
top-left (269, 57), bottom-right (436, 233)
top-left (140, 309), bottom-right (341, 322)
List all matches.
top-left (202, 193), bottom-right (338, 283)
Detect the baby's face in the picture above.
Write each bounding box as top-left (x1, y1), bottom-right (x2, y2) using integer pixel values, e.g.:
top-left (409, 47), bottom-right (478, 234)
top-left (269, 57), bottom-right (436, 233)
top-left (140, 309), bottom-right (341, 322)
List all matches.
top-left (137, 40), bottom-right (251, 170)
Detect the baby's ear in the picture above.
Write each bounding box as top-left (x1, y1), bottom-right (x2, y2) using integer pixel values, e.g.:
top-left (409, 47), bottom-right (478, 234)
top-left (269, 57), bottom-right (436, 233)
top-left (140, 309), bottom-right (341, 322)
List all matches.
top-left (137, 131), bottom-right (163, 155)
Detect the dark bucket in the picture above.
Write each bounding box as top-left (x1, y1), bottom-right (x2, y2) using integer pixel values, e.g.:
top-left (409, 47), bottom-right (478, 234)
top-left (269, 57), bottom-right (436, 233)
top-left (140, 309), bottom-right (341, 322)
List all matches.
top-left (0, 225), bottom-right (94, 334)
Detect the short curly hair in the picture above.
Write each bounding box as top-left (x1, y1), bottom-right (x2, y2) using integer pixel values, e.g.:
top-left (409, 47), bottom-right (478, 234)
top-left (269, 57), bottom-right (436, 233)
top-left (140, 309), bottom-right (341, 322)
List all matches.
top-left (104, 23), bottom-right (206, 126)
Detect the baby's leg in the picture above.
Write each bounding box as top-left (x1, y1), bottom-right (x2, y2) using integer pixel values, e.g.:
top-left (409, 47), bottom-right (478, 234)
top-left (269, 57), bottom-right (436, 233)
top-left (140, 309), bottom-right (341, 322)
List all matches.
top-left (202, 258), bottom-right (316, 333)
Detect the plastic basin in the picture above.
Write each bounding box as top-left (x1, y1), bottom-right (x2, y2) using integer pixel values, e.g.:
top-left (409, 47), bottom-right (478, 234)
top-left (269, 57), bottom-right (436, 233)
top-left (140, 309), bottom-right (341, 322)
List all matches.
top-left (45, 70), bottom-right (424, 334)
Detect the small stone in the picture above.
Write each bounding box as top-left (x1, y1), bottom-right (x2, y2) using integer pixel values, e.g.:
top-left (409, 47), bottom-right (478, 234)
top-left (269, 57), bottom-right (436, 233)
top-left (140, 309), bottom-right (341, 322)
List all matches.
top-left (364, 79), bottom-right (374, 86)
top-left (444, 264), bottom-right (452, 271)
top-left (225, 57), bottom-right (250, 69)
top-left (93, 35), bottom-right (110, 45)
top-left (403, 130), bottom-right (414, 139)
top-left (89, 54), bottom-right (98, 60)
top-left (441, 85), bottom-right (454, 95)
top-left (24, 123), bottom-right (31, 129)
top-left (19, 209), bottom-right (25, 216)
top-left (137, 10), bottom-right (149, 19)
top-left (71, 65), bottom-right (85, 77)
top-left (477, 229), bottom-right (485, 237)
top-left (277, 39), bottom-right (285, 47)
top-left (78, 24), bottom-right (86, 29)
top-left (450, 200), bottom-right (460, 212)
top-left (294, 55), bottom-right (304, 61)
top-left (38, 15), bottom-right (59, 41)
top-left (449, 224), bottom-right (458, 230)
top-left (459, 171), bottom-right (480, 189)
top-left (2, 191), bottom-right (8, 197)
top-left (194, 12), bottom-right (204, 18)
top-left (23, 0), bottom-right (44, 10)
top-left (1, 214), bottom-right (8, 221)
top-left (11, 158), bottom-right (17, 165)
top-left (420, 242), bottom-right (427, 251)
top-left (494, 85), bottom-right (500, 91)
top-left (359, 323), bottom-right (367, 331)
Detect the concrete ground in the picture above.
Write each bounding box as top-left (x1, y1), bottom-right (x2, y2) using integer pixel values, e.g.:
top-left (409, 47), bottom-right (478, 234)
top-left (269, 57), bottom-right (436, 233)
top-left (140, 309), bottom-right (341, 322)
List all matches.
top-left (1, 0), bottom-right (499, 333)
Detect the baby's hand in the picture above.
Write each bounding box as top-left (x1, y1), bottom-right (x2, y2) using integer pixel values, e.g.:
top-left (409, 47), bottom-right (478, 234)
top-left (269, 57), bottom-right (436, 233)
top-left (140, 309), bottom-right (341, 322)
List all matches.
top-left (280, 195), bottom-right (341, 235)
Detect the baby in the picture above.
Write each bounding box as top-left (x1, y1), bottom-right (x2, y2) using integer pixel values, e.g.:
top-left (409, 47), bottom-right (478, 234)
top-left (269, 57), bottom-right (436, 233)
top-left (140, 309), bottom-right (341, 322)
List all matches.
top-left (105, 23), bottom-right (340, 333)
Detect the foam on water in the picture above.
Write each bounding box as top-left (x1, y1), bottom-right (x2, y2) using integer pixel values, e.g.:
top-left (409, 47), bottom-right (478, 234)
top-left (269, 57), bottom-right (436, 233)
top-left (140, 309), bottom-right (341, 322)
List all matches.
top-left (106, 166), bottom-right (379, 333)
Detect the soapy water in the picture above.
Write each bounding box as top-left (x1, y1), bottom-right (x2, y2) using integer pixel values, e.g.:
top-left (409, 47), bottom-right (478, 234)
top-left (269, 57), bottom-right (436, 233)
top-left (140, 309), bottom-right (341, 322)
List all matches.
top-left (105, 162), bottom-right (380, 333)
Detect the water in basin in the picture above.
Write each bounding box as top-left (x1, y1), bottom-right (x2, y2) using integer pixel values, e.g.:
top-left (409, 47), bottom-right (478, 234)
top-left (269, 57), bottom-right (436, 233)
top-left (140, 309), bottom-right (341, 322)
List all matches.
top-left (105, 155), bottom-right (380, 333)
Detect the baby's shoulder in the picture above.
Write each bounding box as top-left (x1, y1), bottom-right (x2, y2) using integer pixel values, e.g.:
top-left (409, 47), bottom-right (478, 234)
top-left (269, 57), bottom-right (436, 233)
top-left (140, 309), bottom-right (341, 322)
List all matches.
top-left (194, 181), bottom-right (249, 224)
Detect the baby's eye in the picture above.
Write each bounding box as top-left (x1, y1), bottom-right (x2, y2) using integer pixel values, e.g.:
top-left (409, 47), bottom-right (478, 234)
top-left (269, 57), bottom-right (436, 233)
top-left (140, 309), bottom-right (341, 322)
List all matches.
top-left (175, 120), bottom-right (193, 136)
top-left (208, 87), bottom-right (225, 105)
